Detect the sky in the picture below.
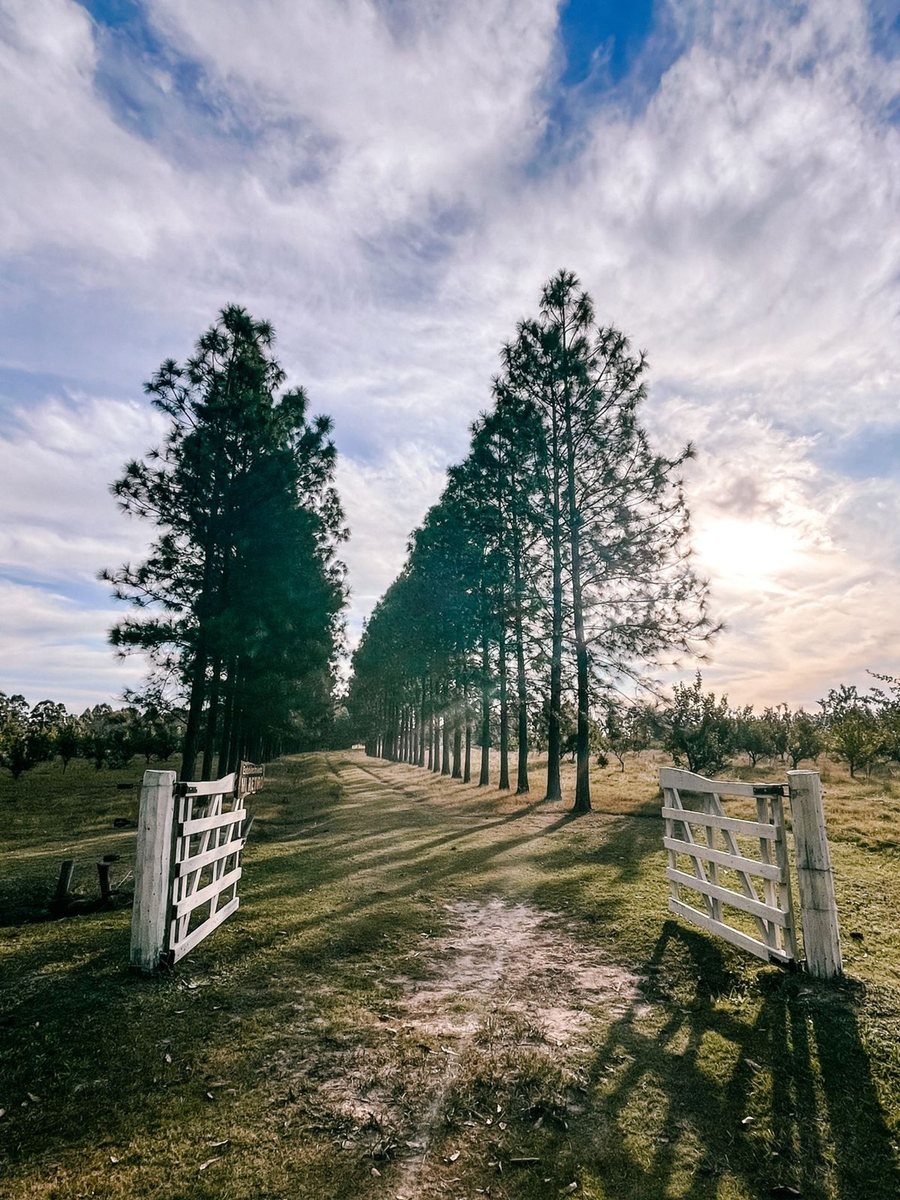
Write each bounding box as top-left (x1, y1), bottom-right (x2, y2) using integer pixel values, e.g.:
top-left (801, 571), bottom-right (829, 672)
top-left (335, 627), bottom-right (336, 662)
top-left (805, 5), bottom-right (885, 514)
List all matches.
top-left (0, 0), bottom-right (898, 712)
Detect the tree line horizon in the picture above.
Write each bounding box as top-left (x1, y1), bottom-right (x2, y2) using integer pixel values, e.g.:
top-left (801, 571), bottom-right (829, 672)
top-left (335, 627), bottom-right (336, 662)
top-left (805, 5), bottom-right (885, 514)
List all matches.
top-left (2, 273), bottom-right (898, 795)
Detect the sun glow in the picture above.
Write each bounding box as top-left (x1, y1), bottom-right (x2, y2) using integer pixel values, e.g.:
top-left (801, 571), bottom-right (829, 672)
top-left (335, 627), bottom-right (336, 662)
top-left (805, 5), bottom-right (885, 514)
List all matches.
top-left (694, 516), bottom-right (812, 585)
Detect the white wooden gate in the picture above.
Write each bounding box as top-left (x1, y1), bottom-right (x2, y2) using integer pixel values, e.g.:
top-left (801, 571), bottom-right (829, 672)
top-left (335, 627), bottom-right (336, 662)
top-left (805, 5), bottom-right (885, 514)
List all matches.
top-left (660, 767), bottom-right (842, 977)
top-left (131, 764), bottom-right (262, 972)
top-left (168, 773), bottom-right (246, 965)
top-left (661, 767), bottom-right (798, 965)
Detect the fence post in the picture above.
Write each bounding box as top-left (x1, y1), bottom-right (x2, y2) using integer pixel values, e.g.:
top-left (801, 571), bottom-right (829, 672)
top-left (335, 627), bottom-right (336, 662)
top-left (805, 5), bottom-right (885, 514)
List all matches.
top-left (787, 770), bottom-right (842, 980)
top-left (130, 769), bottom-right (177, 973)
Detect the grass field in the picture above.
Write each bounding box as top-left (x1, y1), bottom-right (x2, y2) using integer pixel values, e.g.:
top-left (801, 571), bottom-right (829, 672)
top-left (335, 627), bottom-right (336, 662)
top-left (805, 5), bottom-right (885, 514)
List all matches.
top-left (1, 750), bottom-right (899, 1199)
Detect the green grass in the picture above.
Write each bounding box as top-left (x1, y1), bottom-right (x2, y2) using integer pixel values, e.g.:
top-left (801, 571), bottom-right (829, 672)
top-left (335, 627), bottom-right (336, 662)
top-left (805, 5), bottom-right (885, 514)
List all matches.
top-left (1, 750), bottom-right (898, 1198)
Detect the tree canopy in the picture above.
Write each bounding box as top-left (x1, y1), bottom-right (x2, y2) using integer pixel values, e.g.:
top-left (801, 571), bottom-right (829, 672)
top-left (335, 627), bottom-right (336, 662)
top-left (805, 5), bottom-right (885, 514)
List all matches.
top-left (104, 305), bottom-right (346, 777)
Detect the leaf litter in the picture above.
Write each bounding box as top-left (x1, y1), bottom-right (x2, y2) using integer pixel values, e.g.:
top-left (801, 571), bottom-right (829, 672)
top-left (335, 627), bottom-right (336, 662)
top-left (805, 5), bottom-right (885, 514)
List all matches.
top-left (273, 897), bottom-right (648, 1196)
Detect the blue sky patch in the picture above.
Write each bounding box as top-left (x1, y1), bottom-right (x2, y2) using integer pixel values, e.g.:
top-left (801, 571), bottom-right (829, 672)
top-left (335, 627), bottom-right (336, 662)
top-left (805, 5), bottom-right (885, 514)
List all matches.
top-left (558, 0), bottom-right (657, 88)
top-left (820, 423), bottom-right (900, 481)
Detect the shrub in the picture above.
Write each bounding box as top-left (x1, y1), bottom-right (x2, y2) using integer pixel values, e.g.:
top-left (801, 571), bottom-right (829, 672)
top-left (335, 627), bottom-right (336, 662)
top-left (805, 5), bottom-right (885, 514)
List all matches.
top-left (664, 673), bottom-right (734, 776)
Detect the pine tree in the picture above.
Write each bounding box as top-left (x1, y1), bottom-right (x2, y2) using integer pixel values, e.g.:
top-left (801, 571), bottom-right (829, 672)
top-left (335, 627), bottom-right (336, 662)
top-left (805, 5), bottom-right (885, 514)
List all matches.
top-left (105, 306), bottom-right (346, 778)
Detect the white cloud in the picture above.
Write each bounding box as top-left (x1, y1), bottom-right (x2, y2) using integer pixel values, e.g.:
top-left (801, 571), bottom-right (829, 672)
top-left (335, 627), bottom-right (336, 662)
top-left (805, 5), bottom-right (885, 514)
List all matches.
top-left (0, 392), bottom-right (164, 580)
top-left (0, 0), bottom-right (897, 707)
top-left (337, 441), bottom-right (450, 612)
top-left (0, 578), bottom-right (145, 709)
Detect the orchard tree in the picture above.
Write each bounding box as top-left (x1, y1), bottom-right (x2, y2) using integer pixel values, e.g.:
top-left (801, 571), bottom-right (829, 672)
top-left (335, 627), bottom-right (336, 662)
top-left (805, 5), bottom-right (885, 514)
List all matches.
top-left (665, 673), bottom-right (734, 776)
top-left (819, 685), bottom-right (881, 777)
top-left (784, 708), bottom-right (823, 768)
top-left (0, 693), bottom-right (33, 780)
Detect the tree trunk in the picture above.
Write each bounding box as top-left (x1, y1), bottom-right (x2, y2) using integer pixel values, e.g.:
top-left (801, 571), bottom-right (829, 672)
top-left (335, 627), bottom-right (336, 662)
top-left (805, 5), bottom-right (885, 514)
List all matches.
top-left (452, 718), bottom-right (462, 778)
top-left (498, 622), bottom-right (510, 790)
top-left (513, 546), bottom-right (530, 794)
top-left (181, 643), bottom-right (208, 782)
top-left (479, 623), bottom-right (491, 786)
top-left (563, 399), bottom-right (591, 814)
top-left (545, 450), bottom-right (563, 802)
top-left (201, 658), bottom-right (222, 780)
top-left (418, 675), bottom-right (427, 766)
top-left (427, 676), bottom-right (434, 768)
top-left (463, 676), bottom-right (472, 783)
top-left (441, 703), bottom-right (451, 775)
top-left (218, 655), bottom-right (239, 773)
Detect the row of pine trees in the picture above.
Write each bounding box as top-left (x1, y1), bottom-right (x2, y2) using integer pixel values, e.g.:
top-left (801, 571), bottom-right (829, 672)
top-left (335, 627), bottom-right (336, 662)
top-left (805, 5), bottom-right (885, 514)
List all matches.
top-left (347, 272), bottom-right (718, 812)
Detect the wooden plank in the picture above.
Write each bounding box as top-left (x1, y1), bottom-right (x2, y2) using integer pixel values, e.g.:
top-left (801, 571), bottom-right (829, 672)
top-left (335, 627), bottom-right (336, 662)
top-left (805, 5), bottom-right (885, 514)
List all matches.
top-left (174, 793), bottom-right (222, 944)
top-left (663, 789), bottom-right (680, 905)
top-left (757, 795), bottom-right (779, 951)
top-left (703, 792), bottom-right (724, 921)
top-left (172, 865), bottom-right (242, 919)
top-left (666, 868), bottom-right (789, 926)
top-left (176, 838), bottom-right (242, 877)
top-left (788, 770), bottom-right (842, 979)
top-left (707, 793), bottom-right (771, 941)
top-left (663, 836), bottom-right (782, 881)
top-left (170, 896), bottom-right (240, 962)
top-left (772, 793), bottom-right (799, 962)
top-left (668, 898), bottom-right (792, 963)
top-left (661, 806), bottom-right (777, 839)
top-left (53, 860), bottom-right (76, 911)
top-left (668, 788), bottom-right (716, 917)
top-left (130, 770), bottom-right (177, 973)
top-left (182, 808), bottom-right (246, 836)
top-left (181, 773), bottom-right (236, 798)
top-left (659, 767), bottom-right (757, 798)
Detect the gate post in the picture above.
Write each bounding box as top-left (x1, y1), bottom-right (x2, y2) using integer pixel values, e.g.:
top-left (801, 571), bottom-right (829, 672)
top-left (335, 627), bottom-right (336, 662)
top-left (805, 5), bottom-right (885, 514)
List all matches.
top-left (787, 771), bottom-right (842, 980)
top-left (130, 769), bottom-right (177, 973)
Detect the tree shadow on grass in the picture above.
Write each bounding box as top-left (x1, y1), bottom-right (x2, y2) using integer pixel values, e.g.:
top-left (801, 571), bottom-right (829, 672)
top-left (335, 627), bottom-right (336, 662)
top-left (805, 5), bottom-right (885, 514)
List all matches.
top-left (574, 921), bottom-right (900, 1199)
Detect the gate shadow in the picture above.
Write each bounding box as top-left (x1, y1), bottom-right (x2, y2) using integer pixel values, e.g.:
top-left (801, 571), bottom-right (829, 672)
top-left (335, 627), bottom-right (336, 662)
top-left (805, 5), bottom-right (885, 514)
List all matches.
top-left (576, 921), bottom-right (900, 1199)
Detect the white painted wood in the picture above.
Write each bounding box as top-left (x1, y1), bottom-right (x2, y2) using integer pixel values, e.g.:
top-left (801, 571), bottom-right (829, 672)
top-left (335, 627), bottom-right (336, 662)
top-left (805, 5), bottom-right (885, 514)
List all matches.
top-left (661, 805), bottom-right (777, 839)
top-left (668, 788), bottom-right (716, 918)
top-left (668, 898), bottom-right (792, 964)
top-left (174, 791), bottom-right (215, 945)
top-left (663, 788), bottom-right (680, 905)
top-left (788, 771), bottom-right (842, 979)
top-left (172, 865), bottom-right (242, 920)
top-left (182, 808), bottom-right (246, 836)
top-left (706, 793), bottom-right (771, 942)
top-left (666, 868), bottom-right (789, 925)
top-left (170, 896), bottom-right (240, 963)
top-left (702, 792), bottom-right (724, 920)
top-left (663, 836), bottom-right (783, 881)
top-left (130, 770), bottom-right (177, 973)
top-left (176, 836), bottom-right (243, 876)
top-left (181, 773), bottom-right (236, 797)
top-left (660, 769), bottom-right (798, 960)
top-left (757, 794), bottom-right (779, 951)
top-left (659, 768), bottom-right (757, 797)
top-left (772, 793), bottom-right (799, 962)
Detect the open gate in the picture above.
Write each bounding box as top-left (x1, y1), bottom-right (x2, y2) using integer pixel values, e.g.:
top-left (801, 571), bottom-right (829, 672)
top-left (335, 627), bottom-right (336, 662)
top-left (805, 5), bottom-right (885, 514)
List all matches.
top-left (661, 767), bottom-right (798, 964)
top-left (660, 767), bottom-right (842, 977)
top-left (131, 763), bottom-right (263, 972)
